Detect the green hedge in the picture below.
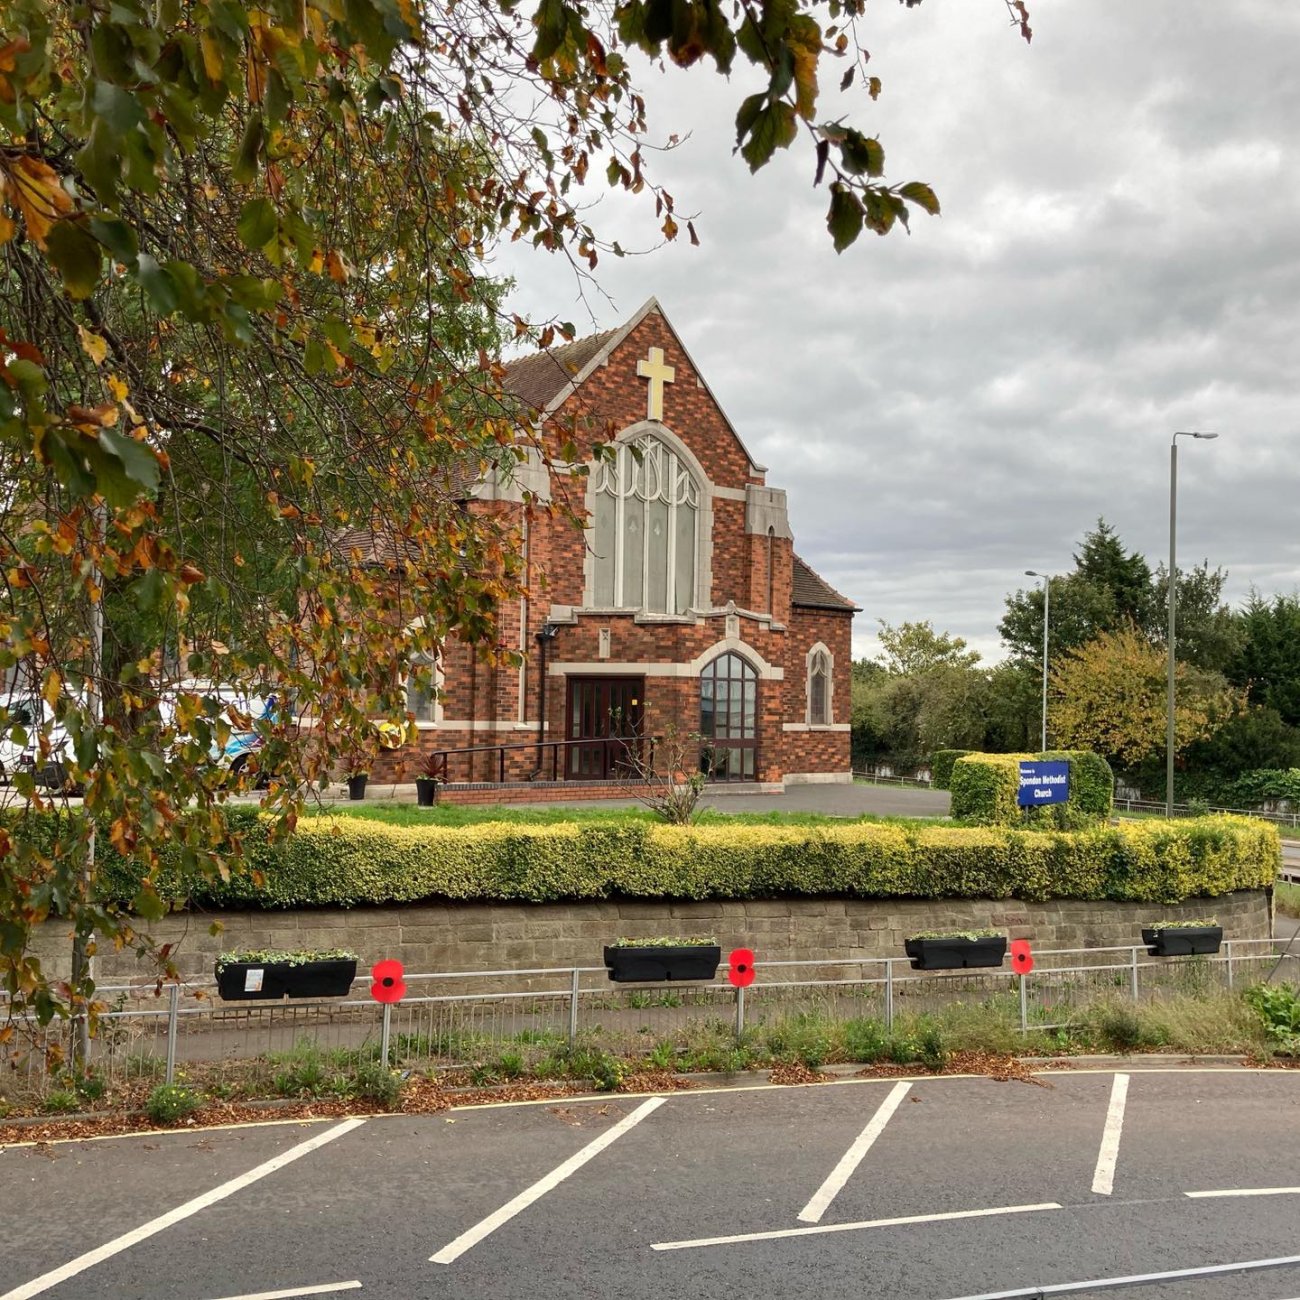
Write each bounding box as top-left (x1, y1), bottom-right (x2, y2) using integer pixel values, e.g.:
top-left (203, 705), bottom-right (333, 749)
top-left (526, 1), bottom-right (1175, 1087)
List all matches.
top-left (1040, 750), bottom-right (1113, 819)
top-left (81, 812), bottom-right (1277, 909)
top-left (950, 754), bottom-right (1028, 825)
top-left (949, 750), bottom-right (1113, 826)
top-left (930, 750), bottom-right (973, 791)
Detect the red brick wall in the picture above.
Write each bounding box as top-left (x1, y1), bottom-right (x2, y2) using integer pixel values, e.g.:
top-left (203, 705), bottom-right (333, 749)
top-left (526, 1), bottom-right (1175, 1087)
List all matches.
top-left (378, 307), bottom-right (855, 786)
top-left (778, 606), bottom-right (854, 775)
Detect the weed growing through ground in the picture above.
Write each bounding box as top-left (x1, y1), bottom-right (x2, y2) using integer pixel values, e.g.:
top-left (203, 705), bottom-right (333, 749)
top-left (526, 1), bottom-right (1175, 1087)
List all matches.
top-left (146, 1084), bottom-right (202, 1124)
top-left (353, 1060), bottom-right (404, 1108)
top-left (1245, 983), bottom-right (1300, 1053)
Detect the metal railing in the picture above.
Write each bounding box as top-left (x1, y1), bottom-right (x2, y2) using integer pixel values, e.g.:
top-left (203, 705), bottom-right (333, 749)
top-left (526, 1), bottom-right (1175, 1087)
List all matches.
top-left (4, 940), bottom-right (1297, 1101)
top-left (1113, 796), bottom-right (1300, 831)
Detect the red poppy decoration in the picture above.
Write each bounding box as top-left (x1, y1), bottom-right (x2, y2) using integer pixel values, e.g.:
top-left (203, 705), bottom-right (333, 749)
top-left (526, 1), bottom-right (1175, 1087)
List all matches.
top-left (728, 948), bottom-right (756, 988)
top-left (370, 958), bottom-right (407, 1004)
top-left (1009, 940), bottom-right (1034, 976)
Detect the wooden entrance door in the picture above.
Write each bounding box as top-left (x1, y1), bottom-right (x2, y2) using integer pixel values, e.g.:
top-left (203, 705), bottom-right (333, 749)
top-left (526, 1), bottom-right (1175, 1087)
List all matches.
top-left (566, 677), bottom-right (645, 778)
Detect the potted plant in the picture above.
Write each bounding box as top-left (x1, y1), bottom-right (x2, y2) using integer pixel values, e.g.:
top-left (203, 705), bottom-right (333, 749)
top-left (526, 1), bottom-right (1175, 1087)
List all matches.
top-left (341, 734), bottom-right (375, 800)
top-left (214, 948), bottom-right (359, 1000)
top-left (415, 751), bottom-right (441, 807)
top-left (1141, 918), bottom-right (1223, 957)
top-left (603, 935), bottom-right (722, 983)
top-left (904, 929), bottom-right (1008, 971)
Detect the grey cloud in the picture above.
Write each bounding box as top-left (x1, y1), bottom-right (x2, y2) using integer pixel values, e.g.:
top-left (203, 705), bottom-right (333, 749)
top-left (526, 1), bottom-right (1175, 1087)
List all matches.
top-left (497, 0), bottom-right (1300, 662)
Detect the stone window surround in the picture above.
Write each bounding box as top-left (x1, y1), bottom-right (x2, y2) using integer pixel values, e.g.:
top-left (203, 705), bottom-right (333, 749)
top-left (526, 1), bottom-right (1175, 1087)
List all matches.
top-left (804, 640), bottom-right (835, 729)
top-left (547, 635), bottom-right (784, 682)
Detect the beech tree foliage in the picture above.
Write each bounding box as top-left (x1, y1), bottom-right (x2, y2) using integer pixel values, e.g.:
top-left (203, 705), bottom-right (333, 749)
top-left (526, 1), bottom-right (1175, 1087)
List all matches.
top-left (0, 0), bottom-right (1031, 1034)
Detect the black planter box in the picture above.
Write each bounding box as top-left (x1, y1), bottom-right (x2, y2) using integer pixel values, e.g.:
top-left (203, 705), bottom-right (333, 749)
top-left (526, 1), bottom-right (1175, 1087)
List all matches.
top-left (216, 957), bottom-right (358, 1001)
top-left (904, 935), bottom-right (1007, 971)
top-left (603, 944), bottom-right (722, 983)
top-left (1142, 925), bottom-right (1223, 957)
top-left (415, 778), bottom-right (439, 807)
top-left (347, 774), bottom-right (368, 801)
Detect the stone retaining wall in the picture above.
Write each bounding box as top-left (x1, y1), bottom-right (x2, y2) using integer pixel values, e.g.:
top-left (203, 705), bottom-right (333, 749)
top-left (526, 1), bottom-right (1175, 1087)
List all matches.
top-left (30, 890), bottom-right (1273, 983)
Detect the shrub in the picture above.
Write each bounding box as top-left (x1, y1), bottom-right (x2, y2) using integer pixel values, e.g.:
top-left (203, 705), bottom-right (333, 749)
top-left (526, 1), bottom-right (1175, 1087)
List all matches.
top-left (1223, 768), bottom-right (1300, 809)
top-left (950, 754), bottom-right (1027, 825)
top-left (41, 1090), bottom-right (80, 1114)
top-left (951, 750), bottom-right (1112, 827)
top-left (146, 1083), bottom-right (202, 1124)
top-left (1039, 750), bottom-right (1113, 820)
top-left (931, 750), bottom-right (973, 791)
top-left (51, 808), bottom-right (1277, 911)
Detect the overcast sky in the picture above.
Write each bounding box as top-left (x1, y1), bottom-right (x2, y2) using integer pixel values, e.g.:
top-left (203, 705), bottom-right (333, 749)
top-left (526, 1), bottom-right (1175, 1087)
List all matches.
top-left (494, 0), bottom-right (1300, 663)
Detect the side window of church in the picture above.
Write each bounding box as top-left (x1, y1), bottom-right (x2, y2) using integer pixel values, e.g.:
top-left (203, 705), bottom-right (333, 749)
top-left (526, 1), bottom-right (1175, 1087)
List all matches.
top-left (407, 653), bottom-right (438, 723)
top-left (808, 649), bottom-right (832, 726)
top-left (592, 435), bottom-right (699, 614)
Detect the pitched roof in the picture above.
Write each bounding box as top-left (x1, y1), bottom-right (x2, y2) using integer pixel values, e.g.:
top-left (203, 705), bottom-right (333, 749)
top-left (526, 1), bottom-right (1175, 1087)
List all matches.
top-left (792, 554), bottom-right (859, 612)
top-left (328, 525), bottom-right (426, 568)
top-left (502, 329), bottom-right (620, 411)
top-left (499, 299), bottom-right (767, 474)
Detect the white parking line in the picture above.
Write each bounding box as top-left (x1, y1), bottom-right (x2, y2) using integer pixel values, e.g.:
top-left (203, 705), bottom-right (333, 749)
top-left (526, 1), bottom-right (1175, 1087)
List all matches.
top-left (430, 1096), bottom-right (665, 1264)
top-left (1186, 1186), bottom-right (1300, 1198)
top-left (797, 1080), bottom-right (911, 1223)
top-left (651, 1202), bottom-right (1061, 1252)
top-left (1090, 1071), bottom-right (1128, 1196)
top-left (0, 1118), bottom-right (366, 1300)
top-left (202, 1286), bottom-right (362, 1300)
top-left (936, 1252), bottom-right (1300, 1299)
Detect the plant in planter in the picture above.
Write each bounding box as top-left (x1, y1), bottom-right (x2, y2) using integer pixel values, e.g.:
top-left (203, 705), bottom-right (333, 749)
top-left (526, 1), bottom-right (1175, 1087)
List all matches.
top-left (341, 738), bottom-right (374, 801)
top-left (1141, 918), bottom-right (1222, 957)
top-left (904, 929), bottom-right (1008, 971)
top-left (215, 948), bottom-right (360, 1000)
top-left (414, 751), bottom-right (442, 807)
top-left (603, 935), bottom-right (722, 983)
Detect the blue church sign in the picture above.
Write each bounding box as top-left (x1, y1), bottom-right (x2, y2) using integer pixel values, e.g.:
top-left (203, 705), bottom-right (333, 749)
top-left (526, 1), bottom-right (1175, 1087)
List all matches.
top-left (1018, 760), bottom-right (1070, 807)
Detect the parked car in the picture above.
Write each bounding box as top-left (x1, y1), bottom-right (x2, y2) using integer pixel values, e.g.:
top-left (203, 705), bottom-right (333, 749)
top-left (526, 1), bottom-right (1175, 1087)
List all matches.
top-left (0, 699), bottom-right (39, 785)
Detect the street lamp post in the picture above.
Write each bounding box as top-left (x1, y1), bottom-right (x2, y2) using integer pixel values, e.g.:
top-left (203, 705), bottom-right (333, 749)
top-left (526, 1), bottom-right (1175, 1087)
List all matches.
top-left (1025, 571), bottom-right (1050, 753)
top-left (1167, 431), bottom-right (1219, 817)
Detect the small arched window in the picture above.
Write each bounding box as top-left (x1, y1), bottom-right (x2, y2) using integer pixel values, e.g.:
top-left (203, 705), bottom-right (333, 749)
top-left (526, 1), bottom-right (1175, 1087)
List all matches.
top-left (591, 435), bottom-right (699, 614)
top-left (808, 646), bottom-right (832, 727)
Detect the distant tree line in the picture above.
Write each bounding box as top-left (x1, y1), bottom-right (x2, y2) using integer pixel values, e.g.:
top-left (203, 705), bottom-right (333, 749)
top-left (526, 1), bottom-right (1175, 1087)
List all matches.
top-left (853, 521), bottom-right (1300, 805)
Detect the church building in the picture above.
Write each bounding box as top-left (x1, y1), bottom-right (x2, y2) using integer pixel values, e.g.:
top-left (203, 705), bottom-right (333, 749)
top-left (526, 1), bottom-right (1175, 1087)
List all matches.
top-left (375, 298), bottom-right (857, 795)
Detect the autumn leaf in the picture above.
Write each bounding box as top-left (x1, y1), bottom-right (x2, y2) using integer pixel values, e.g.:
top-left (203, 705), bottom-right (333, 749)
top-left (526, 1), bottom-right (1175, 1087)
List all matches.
top-left (42, 670), bottom-right (61, 707)
top-left (77, 325), bottom-right (109, 366)
top-left (6, 156), bottom-right (75, 249)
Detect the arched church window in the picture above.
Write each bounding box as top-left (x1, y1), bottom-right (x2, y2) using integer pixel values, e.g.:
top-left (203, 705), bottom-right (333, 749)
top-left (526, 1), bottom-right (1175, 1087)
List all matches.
top-left (700, 651), bottom-right (758, 782)
top-left (592, 435), bottom-right (699, 614)
top-left (808, 646), bottom-right (832, 726)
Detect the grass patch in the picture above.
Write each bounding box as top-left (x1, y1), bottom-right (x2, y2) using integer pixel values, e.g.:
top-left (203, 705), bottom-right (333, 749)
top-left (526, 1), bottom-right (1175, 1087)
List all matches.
top-left (303, 801), bottom-right (926, 830)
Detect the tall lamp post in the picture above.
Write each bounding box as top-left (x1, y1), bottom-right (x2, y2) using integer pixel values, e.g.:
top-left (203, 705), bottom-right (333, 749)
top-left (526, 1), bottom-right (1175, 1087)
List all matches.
top-left (1167, 431), bottom-right (1219, 816)
top-left (1025, 570), bottom-right (1050, 752)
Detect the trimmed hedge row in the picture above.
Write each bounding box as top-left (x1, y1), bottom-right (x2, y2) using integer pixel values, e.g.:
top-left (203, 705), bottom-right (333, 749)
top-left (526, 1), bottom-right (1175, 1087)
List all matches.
top-left (949, 750), bottom-right (1113, 826)
top-left (87, 813), bottom-right (1278, 908)
top-left (1041, 750), bottom-right (1114, 819)
top-left (930, 750), bottom-right (972, 791)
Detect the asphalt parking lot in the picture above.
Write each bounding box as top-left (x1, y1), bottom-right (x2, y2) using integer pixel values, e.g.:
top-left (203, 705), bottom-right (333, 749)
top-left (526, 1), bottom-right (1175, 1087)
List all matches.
top-left (3, 1068), bottom-right (1300, 1300)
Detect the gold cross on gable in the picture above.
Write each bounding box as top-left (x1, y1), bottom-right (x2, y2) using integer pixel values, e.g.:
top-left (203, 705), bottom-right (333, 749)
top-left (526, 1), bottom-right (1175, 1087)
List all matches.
top-left (637, 346), bottom-right (676, 421)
